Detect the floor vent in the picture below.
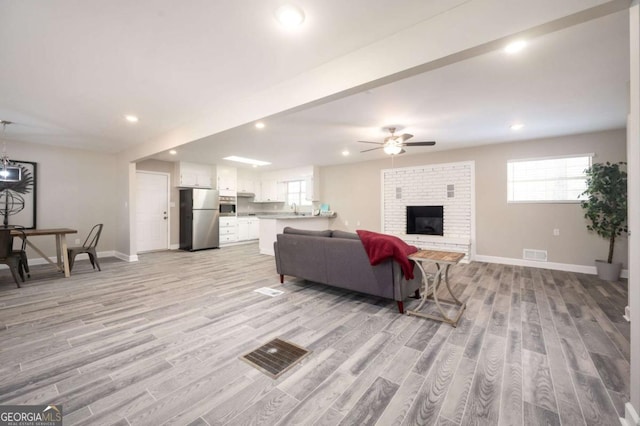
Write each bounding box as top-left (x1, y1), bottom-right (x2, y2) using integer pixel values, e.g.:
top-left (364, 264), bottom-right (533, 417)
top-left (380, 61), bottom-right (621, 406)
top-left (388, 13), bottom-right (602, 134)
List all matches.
top-left (240, 338), bottom-right (310, 379)
top-left (523, 249), bottom-right (548, 262)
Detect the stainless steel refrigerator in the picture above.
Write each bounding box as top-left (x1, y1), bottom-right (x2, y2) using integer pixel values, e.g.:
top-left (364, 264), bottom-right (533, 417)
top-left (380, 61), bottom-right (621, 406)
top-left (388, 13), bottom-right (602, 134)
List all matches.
top-left (179, 188), bottom-right (220, 251)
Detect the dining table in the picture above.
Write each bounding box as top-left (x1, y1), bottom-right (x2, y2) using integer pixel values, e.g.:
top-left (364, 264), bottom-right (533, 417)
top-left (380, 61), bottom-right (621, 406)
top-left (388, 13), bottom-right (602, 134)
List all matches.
top-left (11, 228), bottom-right (78, 278)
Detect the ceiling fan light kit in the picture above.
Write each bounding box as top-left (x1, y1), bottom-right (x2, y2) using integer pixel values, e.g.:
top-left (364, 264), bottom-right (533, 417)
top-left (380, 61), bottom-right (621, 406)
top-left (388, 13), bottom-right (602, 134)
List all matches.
top-left (383, 144), bottom-right (402, 155)
top-left (358, 127), bottom-right (436, 155)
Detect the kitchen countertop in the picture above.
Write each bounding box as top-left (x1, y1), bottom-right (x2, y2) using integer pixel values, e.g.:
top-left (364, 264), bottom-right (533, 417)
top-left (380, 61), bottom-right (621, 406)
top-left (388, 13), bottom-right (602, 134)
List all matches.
top-left (257, 214), bottom-right (335, 220)
top-left (258, 214), bottom-right (335, 256)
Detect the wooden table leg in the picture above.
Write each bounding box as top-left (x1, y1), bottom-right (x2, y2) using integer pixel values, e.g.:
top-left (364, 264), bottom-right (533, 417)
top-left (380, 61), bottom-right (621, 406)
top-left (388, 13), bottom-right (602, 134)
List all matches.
top-left (60, 235), bottom-right (71, 277)
top-left (55, 234), bottom-right (62, 270)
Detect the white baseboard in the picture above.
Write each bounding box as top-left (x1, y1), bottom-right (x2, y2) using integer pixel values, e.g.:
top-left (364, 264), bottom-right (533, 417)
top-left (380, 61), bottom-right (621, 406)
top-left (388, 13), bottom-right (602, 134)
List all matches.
top-left (170, 244), bottom-right (179, 250)
top-left (624, 306), bottom-right (631, 322)
top-left (621, 402), bottom-right (640, 426)
top-left (221, 240), bottom-right (257, 247)
top-left (473, 254), bottom-right (629, 278)
top-left (114, 251), bottom-right (138, 262)
top-left (0, 250), bottom-right (127, 269)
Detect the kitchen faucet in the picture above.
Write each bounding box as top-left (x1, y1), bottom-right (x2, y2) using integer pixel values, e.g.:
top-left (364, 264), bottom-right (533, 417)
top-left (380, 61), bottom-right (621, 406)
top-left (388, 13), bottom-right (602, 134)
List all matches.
top-left (291, 202), bottom-right (298, 215)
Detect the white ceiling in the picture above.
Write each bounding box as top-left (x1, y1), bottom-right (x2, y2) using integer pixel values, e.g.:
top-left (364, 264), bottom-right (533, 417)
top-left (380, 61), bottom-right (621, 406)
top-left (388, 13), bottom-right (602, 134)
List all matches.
top-left (0, 1), bottom-right (630, 170)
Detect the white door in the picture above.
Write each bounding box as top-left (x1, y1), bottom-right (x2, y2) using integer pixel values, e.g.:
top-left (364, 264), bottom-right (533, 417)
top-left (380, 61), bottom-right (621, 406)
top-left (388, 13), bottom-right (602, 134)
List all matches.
top-left (136, 171), bottom-right (169, 252)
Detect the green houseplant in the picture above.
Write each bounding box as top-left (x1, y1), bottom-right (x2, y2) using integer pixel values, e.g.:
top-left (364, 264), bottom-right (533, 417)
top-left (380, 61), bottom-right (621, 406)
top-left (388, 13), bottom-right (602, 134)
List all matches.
top-left (580, 161), bottom-right (627, 281)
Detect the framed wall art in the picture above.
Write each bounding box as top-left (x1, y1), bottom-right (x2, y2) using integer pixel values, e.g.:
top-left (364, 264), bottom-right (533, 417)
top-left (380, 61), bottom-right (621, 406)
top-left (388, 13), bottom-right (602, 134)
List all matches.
top-left (0, 160), bottom-right (37, 229)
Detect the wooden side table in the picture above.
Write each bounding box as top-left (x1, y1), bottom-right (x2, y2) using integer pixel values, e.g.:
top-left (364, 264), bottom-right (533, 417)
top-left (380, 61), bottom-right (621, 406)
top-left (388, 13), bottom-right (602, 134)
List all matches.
top-left (407, 249), bottom-right (466, 327)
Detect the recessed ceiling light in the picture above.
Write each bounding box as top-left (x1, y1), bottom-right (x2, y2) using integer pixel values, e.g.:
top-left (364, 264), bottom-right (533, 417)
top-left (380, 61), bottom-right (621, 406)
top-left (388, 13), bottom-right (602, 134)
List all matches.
top-left (255, 121), bottom-right (265, 129)
top-left (504, 40), bottom-right (527, 54)
top-left (224, 155), bottom-right (271, 167)
top-left (510, 123), bottom-right (525, 131)
top-left (124, 115), bottom-right (139, 123)
top-left (342, 150), bottom-right (350, 156)
top-left (275, 4), bottom-right (305, 28)
top-left (169, 150), bottom-right (177, 155)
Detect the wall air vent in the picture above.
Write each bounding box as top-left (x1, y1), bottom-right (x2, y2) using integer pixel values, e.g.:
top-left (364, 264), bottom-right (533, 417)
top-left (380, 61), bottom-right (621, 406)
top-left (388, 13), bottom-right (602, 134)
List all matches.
top-left (523, 249), bottom-right (547, 262)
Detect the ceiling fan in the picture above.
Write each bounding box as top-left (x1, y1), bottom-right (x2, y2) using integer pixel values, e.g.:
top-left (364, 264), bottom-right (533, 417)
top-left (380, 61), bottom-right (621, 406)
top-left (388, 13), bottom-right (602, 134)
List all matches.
top-left (358, 127), bottom-right (436, 155)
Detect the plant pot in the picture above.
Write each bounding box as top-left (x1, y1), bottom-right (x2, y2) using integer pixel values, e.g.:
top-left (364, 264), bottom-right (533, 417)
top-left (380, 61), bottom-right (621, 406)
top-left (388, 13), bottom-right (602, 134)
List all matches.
top-left (594, 260), bottom-right (622, 281)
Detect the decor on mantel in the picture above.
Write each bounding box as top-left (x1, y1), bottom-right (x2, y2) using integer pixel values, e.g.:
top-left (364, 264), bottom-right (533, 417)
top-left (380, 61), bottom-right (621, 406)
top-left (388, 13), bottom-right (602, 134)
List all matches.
top-left (0, 120), bottom-right (36, 229)
top-left (580, 161), bottom-right (627, 281)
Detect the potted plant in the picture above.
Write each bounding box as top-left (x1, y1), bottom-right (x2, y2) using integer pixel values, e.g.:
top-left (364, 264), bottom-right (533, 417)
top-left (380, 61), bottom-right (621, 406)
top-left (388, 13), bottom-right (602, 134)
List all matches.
top-left (580, 161), bottom-right (627, 281)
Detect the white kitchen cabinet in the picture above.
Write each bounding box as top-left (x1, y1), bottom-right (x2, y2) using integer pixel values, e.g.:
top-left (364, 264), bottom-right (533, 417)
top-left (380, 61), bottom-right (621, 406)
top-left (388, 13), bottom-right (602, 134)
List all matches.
top-left (217, 165), bottom-right (237, 196)
top-left (237, 178), bottom-right (256, 194)
top-left (248, 219), bottom-right (259, 239)
top-left (253, 165), bottom-right (319, 202)
top-left (305, 166), bottom-right (320, 201)
top-left (174, 162), bottom-right (213, 188)
top-left (238, 217), bottom-right (260, 241)
top-left (219, 217), bottom-right (238, 244)
top-left (255, 179), bottom-right (285, 202)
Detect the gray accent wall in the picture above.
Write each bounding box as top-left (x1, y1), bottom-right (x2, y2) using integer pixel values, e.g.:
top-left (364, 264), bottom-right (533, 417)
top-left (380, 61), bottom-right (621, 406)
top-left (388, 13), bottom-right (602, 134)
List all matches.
top-left (7, 139), bottom-right (118, 256)
top-left (321, 128), bottom-right (627, 269)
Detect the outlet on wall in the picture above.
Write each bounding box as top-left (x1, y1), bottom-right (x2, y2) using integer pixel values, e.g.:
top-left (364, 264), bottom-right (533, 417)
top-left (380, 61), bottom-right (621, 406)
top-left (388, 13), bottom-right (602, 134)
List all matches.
top-left (344, 220), bottom-right (349, 226)
top-left (553, 228), bottom-right (560, 236)
top-left (75, 239), bottom-right (81, 244)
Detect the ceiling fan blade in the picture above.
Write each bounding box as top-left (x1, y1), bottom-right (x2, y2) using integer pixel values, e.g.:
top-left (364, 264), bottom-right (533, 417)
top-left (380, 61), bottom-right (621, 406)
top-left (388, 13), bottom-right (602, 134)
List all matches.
top-left (404, 141), bottom-right (436, 146)
top-left (398, 133), bottom-right (413, 142)
top-left (360, 146), bottom-right (383, 153)
top-left (357, 140), bottom-right (384, 145)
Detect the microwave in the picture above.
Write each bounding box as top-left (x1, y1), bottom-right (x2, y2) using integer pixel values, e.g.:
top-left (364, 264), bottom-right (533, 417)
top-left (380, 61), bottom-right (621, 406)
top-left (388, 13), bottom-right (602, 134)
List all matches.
top-left (219, 196), bottom-right (236, 216)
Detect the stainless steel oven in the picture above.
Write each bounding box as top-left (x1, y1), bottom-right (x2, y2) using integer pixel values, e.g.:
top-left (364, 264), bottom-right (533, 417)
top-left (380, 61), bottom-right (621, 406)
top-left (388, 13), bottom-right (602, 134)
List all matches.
top-left (219, 195), bottom-right (236, 216)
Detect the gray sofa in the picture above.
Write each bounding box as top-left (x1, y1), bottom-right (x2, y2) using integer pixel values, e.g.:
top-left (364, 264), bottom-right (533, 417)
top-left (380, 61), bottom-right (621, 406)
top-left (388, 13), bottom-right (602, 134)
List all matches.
top-left (273, 227), bottom-right (423, 313)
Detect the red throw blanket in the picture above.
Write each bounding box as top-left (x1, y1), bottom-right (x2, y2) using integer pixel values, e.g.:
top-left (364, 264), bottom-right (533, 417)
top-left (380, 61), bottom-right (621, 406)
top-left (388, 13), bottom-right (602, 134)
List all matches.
top-left (356, 230), bottom-right (418, 280)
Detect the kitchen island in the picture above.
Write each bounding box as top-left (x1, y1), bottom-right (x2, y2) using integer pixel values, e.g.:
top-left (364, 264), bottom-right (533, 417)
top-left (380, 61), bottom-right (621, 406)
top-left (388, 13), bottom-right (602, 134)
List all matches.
top-left (258, 215), bottom-right (333, 255)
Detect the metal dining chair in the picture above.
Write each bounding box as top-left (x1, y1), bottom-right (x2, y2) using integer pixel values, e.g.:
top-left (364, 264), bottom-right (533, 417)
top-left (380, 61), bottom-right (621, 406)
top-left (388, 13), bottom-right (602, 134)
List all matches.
top-left (68, 224), bottom-right (103, 271)
top-left (0, 228), bottom-right (26, 287)
top-left (11, 226), bottom-right (30, 279)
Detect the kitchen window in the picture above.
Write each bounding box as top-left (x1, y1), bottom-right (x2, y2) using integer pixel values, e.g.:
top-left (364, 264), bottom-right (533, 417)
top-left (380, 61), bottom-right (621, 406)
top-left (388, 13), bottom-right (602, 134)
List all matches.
top-left (507, 154), bottom-right (592, 203)
top-left (287, 180), bottom-right (312, 206)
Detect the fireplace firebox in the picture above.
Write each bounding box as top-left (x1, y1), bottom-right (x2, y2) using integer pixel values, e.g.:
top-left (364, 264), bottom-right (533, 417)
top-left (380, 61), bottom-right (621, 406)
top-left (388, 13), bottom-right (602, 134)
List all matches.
top-left (406, 205), bottom-right (444, 236)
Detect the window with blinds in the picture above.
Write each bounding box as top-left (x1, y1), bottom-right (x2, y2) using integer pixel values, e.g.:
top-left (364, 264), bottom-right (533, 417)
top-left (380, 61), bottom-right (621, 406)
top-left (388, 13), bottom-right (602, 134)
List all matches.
top-left (507, 155), bottom-right (592, 202)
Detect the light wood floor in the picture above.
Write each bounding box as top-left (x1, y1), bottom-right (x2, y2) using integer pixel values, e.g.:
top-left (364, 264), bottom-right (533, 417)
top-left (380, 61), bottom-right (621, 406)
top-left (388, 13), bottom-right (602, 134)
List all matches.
top-left (0, 243), bottom-right (630, 425)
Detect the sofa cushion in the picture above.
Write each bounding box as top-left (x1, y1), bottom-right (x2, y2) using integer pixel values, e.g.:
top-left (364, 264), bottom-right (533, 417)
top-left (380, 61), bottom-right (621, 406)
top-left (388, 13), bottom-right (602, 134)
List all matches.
top-left (331, 230), bottom-right (360, 240)
top-left (276, 233), bottom-right (328, 284)
top-left (283, 227), bottom-right (332, 238)
top-left (323, 238), bottom-right (394, 299)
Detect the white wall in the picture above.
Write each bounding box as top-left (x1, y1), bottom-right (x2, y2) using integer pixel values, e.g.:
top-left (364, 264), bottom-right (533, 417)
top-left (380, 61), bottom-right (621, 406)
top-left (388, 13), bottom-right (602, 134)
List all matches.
top-left (6, 140), bottom-right (117, 257)
top-left (626, 1), bottom-right (639, 422)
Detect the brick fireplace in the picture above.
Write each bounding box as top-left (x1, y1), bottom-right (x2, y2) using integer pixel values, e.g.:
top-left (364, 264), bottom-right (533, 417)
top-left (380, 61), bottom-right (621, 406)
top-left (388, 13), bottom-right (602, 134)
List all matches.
top-left (381, 161), bottom-right (475, 260)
